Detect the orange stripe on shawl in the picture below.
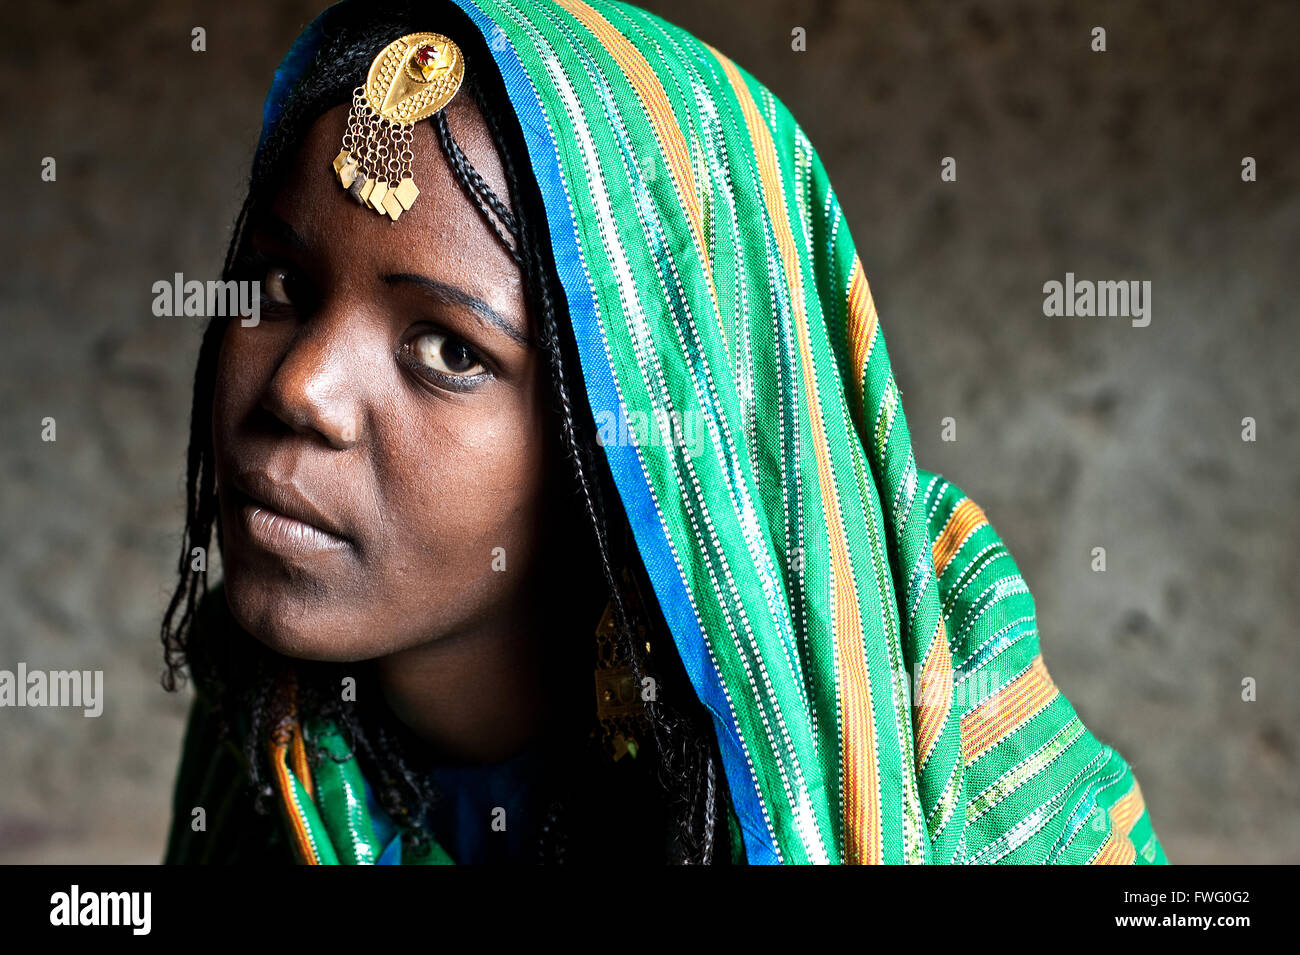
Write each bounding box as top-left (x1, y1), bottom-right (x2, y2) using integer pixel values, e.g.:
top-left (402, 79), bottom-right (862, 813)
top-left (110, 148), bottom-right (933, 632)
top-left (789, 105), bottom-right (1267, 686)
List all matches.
top-left (711, 44), bottom-right (880, 864)
top-left (932, 498), bottom-right (988, 577)
top-left (1092, 781), bottom-right (1146, 865)
top-left (557, 0), bottom-right (724, 344)
top-left (846, 257), bottom-right (879, 406)
top-left (912, 617), bottom-right (953, 772)
top-left (962, 654), bottom-right (1059, 764)
top-left (269, 715), bottom-right (319, 865)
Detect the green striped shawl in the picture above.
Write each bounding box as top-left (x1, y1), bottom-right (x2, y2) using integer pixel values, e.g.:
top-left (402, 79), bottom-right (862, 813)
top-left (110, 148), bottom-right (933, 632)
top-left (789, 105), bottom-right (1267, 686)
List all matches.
top-left (170, 0), bottom-right (1168, 865)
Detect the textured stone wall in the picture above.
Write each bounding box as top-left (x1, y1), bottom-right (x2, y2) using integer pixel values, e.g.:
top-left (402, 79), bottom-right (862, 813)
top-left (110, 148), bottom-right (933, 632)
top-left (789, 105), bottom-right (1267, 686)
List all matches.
top-left (1, 0), bottom-right (1295, 863)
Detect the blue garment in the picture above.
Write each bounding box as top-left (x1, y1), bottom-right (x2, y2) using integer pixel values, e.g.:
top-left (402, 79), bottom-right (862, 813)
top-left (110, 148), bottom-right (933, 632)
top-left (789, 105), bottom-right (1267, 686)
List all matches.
top-left (364, 742), bottom-right (551, 864)
top-left (366, 781), bottom-right (402, 864)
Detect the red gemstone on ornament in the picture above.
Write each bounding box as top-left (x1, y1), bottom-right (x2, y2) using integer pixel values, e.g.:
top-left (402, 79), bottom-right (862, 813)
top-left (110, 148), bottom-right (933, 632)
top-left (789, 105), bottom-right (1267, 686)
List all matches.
top-left (415, 45), bottom-right (439, 66)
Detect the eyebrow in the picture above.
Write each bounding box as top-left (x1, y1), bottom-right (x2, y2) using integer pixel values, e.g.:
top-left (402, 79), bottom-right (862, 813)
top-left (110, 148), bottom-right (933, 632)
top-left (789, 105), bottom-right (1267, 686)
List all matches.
top-left (383, 273), bottom-right (531, 348)
top-left (249, 213), bottom-right (531, 348)
top-left (252, 213), bottom-right (310, 255)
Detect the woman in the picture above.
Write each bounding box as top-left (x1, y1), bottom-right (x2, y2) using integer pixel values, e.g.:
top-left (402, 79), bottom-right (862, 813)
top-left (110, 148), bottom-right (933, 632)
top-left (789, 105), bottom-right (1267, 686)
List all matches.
top-left (162, 0), bottom-right (1168, 864)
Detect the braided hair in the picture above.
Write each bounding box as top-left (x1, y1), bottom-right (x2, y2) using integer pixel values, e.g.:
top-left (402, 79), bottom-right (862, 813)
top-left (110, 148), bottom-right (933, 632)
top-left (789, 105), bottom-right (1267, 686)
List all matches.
top-left (160, 0), bottom-right (731, 864)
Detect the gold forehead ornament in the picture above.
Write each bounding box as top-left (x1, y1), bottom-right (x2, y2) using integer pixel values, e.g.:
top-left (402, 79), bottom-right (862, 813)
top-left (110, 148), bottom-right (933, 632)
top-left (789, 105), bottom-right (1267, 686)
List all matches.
top-left (331, 32), bottom-right (466, 221)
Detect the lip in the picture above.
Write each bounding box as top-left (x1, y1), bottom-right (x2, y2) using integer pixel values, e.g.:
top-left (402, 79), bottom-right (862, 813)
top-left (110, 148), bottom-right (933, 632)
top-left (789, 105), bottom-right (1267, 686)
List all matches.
top-left (230, 471), bottom-right (353, 558)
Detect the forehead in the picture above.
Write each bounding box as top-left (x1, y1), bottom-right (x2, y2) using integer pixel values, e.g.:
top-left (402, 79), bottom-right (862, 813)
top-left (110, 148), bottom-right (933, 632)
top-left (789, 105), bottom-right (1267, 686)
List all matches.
top-left (265, 94), bottom-right (525, 318)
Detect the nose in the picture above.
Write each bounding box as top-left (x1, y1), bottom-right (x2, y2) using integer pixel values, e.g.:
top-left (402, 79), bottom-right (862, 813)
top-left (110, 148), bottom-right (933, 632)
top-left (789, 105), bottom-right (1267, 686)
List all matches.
top-left (259, 321), bottom-right (364, 451)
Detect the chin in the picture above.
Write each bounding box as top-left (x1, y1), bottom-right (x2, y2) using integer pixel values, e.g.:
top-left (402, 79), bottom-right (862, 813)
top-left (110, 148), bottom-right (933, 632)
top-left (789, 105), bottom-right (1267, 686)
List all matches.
top-left (222, 573), bottom-right (379, 664)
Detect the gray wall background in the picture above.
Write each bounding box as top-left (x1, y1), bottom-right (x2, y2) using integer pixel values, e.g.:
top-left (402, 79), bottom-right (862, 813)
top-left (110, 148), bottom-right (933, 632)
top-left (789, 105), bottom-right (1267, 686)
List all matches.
top-left (1, 0), bottom-right (1295, 863)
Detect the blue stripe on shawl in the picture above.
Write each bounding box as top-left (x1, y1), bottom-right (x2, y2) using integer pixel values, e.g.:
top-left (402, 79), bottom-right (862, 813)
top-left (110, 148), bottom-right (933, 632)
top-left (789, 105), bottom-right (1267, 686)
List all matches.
top-left (254, 5), bottom-right (340, 164)
top-left (450, 0), bottom-right (776, 865)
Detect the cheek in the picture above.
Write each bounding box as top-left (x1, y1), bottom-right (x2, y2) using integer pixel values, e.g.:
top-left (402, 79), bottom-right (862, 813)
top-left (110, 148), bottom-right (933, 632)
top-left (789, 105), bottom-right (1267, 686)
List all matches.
top-left (211, 321), bottom-right (278, 453)
top-left (384, 387), bottom-right (548, 545)
top-left (378, 385), bottom-right (549, 575)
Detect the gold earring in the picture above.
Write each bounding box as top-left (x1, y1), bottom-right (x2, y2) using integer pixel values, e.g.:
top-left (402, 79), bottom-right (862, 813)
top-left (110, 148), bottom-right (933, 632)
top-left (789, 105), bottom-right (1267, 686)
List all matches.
top-left (591, 571), bottom-right (654, 763)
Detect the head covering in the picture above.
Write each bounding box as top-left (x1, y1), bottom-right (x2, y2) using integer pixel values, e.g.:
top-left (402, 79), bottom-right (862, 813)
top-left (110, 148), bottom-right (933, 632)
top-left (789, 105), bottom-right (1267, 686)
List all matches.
top-left (237, 0), bottom-right (1167, 865)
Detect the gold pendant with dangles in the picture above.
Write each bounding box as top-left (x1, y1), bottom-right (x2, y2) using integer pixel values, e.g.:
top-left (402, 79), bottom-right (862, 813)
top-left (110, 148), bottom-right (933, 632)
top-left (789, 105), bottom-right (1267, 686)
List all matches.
top-left (331, 32), bottom-right (464, 221)
top-left (590, 566), bottom-right (658, 765)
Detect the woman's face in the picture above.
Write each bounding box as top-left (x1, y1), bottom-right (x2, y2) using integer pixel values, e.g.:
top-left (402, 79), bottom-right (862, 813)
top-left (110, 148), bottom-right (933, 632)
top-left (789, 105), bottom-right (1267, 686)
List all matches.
top-left (212, 95), bottom-right (551, 663)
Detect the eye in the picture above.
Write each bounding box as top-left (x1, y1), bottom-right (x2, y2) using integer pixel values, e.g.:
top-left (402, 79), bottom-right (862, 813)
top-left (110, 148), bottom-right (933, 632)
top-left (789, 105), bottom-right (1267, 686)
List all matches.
top-left (263, 265), bottom-right (295, 306)
top-left (408, 332), bottom-right (486, 378)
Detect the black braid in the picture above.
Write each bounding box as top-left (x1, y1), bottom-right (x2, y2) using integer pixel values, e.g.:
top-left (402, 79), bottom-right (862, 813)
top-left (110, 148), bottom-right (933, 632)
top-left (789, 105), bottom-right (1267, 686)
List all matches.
top-left (456, 71), bottom-right (729, 866)
top-left (431, 108), bottom-right (521, 265)
top-left (458, 62), bottom-right (724, 863)
top-left (702, 744), bottom-right (718, 863)
top-left (433, 75), bottom-right (520, 238)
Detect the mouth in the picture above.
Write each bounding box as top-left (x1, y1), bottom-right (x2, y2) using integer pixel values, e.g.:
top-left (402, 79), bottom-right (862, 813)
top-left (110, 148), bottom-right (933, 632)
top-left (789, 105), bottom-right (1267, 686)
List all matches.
top-left (229, 471), bottom-right (353, 559)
